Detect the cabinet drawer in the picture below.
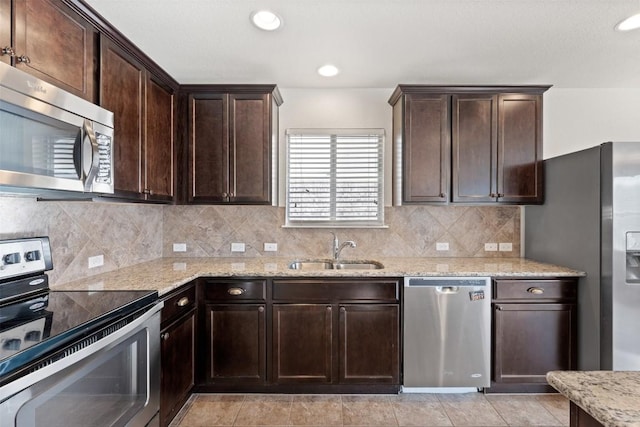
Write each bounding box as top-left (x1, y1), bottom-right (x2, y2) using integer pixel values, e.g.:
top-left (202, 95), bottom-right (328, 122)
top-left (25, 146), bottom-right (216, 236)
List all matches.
top-left (162, 283), bottom-right (196, 325)
top-left (493, 279), bottom-right (577, 301)
top-left (200, 279), bottom-right (266, 301)
top-left (273, 279), bottom-right (399, 302)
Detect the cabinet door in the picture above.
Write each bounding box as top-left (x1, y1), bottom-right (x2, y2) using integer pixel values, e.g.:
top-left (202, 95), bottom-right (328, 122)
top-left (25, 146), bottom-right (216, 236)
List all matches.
top-left (188, 93), bottom-right (229, 203)
top-left (0, 0), bottom-right (10, 65)
top-left (145, 75), bottom-right (174, 200)
top-left (100, 36), bottom-right (144, 197)
top-left (402, 94), bottom-right (450, 203)
top-left (206, 304), bottom-right (266, 383)
top-left (229, 93), bottom-right (271, 203)
top-left (497, 94), bottom-right (543, 203)
top-left (272, 304), bottom-right (333, 383)
top-left (452, 94), bottom-right (498, 202)
top-left (339, 304), bottom-right (399, 384)
top-left (493, 303), bottom-right (576, 383)
top-left (14, 0), bottom-right (97, 101)
top-left (160, 311), bottom-right (195, 427)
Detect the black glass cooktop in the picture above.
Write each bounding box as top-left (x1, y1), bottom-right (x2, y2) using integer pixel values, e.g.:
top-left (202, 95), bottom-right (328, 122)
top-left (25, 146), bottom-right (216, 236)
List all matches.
top-left (0, 289), bottom-right (158, 381)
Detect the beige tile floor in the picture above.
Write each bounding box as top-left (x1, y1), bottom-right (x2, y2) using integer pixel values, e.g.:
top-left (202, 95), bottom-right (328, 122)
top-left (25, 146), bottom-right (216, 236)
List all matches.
top-left (169, 392), bottom-right (570, 427)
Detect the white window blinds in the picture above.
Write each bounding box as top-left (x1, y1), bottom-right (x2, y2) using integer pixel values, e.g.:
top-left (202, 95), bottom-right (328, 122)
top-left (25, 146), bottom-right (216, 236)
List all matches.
top-left (286, 129), bottom-right (384, 227)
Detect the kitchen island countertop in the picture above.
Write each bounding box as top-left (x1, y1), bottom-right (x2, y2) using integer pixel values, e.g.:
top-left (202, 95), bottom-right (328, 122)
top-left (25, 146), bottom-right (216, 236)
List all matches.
top-left (52, 256), bottom-right (584, 296)
top-left (547, 370), bottom-right (640, 427)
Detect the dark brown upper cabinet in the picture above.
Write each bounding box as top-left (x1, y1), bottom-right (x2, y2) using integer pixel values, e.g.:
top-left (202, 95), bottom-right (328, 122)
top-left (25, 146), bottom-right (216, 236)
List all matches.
top-left (2, 0), bottom-right (98, 101)
top-left (392, 93), bottom-right (450, 203)
top-left (100, 36), bottom-right (175, 202)
top-left (185, 86), bottom-right (283, 205)
top-left (389, 85), bottom-right (549, 205)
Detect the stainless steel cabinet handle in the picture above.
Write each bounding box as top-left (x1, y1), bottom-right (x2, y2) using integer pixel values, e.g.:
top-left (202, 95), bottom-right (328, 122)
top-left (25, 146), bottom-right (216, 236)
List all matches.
top-left (1, 46), bottom-right (15, 56)
top-left (227, 287), bottom-right (245, 296)
top-left (161, 332), bottom-right (170, 340)
top-left (16, 55), bottom-right (30, 63)
top-left (176, 297), bottom-right (190, 307)
top-left (527, 287), bottom-right (544, 295)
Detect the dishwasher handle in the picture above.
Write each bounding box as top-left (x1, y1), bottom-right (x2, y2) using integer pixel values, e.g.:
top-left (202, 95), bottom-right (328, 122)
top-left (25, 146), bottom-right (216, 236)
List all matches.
top-left (436, 286), bottom-right (459, 294)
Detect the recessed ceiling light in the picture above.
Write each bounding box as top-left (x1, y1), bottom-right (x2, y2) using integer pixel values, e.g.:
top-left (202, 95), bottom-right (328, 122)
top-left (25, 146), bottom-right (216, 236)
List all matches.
top-left (251, 10), bottom-right (282, 31)
top-left (317, 64), bottom-right (339, 77)
top-left (615, 13), bottom-right (640, 31)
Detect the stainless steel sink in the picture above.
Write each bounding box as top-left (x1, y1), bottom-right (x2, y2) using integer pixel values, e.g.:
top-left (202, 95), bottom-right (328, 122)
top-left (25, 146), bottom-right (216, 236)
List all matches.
top-left (333, 260), bottom-right (384, 270)
top-left (288, 260), bottom-right (334, 270)
top-left (287, 260), bottom-right (384, 270)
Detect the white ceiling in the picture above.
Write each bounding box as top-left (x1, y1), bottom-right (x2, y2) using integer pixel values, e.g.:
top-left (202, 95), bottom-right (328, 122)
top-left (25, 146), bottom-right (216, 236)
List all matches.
top-left (84, 0), bottom-right (640, 89)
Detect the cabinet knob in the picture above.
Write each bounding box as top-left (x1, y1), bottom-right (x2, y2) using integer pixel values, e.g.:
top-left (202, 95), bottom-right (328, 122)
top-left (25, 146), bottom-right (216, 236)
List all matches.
top-left (340, 307), bottom-right (346, 313)
top-left (258, 306), bottom-right (264, 312)
top-left (227, 287), bottom-right (246, 296)
top-left (327, 306), bottom-right (332, 312)
top-left (496, 305), bottom-right (503, 311)
top-left (161, 332), bottom-right (170, 340)
top-left (1, 46), bottom-right (15, 56)
top-left (439, 192), bottom-right (446, 198)
top-left (527, 287), bottom-right (544, 295)
top-left (229, 192), bottom-right (235, 197)
top-left (176, 296), bottom-right (190, 307)
top-left (498, 193), bottom-right (504, 198)
top-left (489, 193), bottom-right (497, 198)
top-left (16, 55), bottom-right (30, 64)
top-left (222, 192), bottom-right (228, 198)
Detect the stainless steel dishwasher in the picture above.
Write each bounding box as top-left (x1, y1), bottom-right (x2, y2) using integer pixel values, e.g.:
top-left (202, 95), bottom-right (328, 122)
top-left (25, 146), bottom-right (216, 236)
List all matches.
top-left (403, 276), bottom-right (491, 392)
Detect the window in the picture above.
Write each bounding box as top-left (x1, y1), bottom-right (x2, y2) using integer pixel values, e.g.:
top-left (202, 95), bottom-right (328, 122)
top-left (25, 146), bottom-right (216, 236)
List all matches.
top-left (286, 129), bottom-right (384, 227)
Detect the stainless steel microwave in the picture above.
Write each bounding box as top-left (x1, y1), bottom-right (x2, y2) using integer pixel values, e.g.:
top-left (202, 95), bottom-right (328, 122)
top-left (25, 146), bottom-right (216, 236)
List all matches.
top-left (0, 62), bottom-right (114, 194)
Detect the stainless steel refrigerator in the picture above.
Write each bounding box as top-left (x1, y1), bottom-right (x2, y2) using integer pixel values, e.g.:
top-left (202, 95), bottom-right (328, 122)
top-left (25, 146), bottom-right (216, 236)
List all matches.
top-left (525, 141), bottom-right (640, 371)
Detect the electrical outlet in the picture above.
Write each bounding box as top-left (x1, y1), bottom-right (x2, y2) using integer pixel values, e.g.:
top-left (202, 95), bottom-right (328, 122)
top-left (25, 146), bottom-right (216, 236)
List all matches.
top-left (231, 242), bottom-right (246, 252)
top-left (484, 242), bottom-right (498, 252)
top-left (435, 242), bottom-right (449, 251)
top-left (499, 242), bottom-right (513, 252)
top-left (264, 243), bottom-right (278, 252)
top-left (173, 243), bottom-right (187, 252)
top-left (88, 255), bottom-right (104, 269)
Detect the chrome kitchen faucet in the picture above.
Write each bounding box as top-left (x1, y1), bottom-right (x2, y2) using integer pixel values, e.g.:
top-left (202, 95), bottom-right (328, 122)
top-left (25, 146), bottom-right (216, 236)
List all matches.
top-left (330, 232), bottom-right (356, 260)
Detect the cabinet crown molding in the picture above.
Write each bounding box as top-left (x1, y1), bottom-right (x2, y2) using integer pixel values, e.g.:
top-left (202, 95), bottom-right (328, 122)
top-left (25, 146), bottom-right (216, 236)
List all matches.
top-left (388, 85), bottom-right (552, 106)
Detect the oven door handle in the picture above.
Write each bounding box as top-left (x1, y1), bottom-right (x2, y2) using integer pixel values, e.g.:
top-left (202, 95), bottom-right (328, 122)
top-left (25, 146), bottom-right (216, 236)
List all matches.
top-left (0, 301), bottom-right (164, 402)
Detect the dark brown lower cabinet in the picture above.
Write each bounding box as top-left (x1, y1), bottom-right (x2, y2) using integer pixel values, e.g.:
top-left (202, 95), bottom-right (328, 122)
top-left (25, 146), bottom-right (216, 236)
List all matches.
top-left (272, 304), bottom-right (333, 383)
top-left (205, 304), bottom-right (266, 384)
top-left (160, 284), bottom-right (196, 427)
top-left (339, 304), bottom-right (399, 384)
top-left (490, 278), bottom-right (578, 393)
top-left (570, 402), bottom-right (603, 427)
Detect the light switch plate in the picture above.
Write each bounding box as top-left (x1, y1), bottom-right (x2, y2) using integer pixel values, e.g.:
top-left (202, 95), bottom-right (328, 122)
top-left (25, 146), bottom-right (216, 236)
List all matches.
top-left (231, 242), bottom-right (246, 252)
top-left (499, 242), bottom-right (513, 252)
top-left (173, 243), bottom-right (187, 252)
top-left (435, 242), bottom-right (449, 251)
top-left (484, 243), bottom-right (498, 252)
top-left (264, 243), bottom-right (278, 252)
top-left (88, 255), bottom-right (104, 269)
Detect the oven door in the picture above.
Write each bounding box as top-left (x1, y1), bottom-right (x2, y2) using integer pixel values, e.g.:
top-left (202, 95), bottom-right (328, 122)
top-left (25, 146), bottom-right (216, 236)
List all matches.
top-left (0, 303), bottom-right (161, 427)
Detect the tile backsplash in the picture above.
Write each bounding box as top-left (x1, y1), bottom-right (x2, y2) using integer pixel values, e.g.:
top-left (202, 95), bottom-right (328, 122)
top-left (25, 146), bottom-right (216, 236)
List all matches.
top-left (0, 197), bottom-right (520, 286)
top-left (163, 205), bottom-right (521, 259)
top-left (0, 196), bottom-right (163, 286)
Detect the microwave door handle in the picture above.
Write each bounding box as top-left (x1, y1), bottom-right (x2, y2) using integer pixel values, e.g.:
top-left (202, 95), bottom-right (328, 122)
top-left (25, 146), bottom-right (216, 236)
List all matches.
top-left (82, 120), bottom-right (100, 192)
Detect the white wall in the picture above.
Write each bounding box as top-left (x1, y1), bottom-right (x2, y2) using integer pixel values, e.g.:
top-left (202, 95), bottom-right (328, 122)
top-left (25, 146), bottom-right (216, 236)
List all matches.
top-left (544, 88), bottom-right (640, 159)
top-left (278, 88), bottom-right (394, 206)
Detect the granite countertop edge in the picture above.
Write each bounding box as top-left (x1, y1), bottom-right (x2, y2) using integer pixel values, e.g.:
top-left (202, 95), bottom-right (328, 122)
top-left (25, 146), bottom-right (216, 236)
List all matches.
top-left (52, 256), bottom-right (585, 296)
top-left (547, 371), bottom-right (640, 427)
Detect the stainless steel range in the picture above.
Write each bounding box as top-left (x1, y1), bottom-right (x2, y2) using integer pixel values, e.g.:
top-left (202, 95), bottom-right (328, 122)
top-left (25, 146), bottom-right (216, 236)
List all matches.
top-left (0, 237), bottom-right (163, 427)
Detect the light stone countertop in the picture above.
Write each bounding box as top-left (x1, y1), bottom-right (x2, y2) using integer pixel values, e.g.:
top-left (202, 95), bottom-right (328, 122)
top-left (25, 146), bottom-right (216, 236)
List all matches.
top-left (547, 371), bottom-right (640, 427)
top-left (52, 257), bottom-right (584, 296)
